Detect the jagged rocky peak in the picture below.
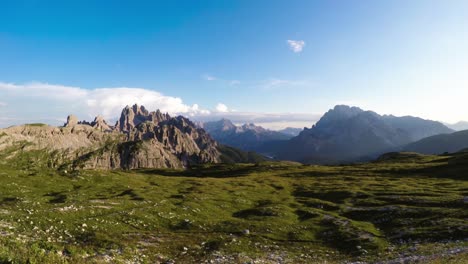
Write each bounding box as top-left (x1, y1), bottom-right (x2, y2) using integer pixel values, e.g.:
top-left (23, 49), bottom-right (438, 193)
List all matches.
top-left (63, 113), bottom-right (112, 131)
top-left (64, 115), bottom-right (79, 127)
top-left (91, 115), bottom-right (112, 131)
top-left (319, 105), bottom-right (364, 123)
top-left (115, 104), bottom-right (170, 132)
top-left (240, 123), bottom-right (265, 132)
top-left (203, 118), bottom-right (236, 132)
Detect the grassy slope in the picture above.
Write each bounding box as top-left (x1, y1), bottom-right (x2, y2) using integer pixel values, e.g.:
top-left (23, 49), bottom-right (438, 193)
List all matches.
top-left (218, 144), bottom-right (268, 164)
top-left (0, 148), bottom-right (467, 263)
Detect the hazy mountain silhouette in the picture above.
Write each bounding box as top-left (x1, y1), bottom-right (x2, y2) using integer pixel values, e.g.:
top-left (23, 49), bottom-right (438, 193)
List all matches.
top-left (277, 105), bottom-right (453, 164)
top-left (447, 121), bottom-right (468, 131)
top-left (201, 119), bottom-right (293, 153)
top-left (404, 130), bottom-right (468, 154)
top-left (278, 127), bottom-right (303, 137)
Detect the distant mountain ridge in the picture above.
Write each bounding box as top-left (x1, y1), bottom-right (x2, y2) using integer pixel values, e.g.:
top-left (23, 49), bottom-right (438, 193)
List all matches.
top-left (404, 130), bottom-right (468, 155)
top-left (277, 105), bottom-right (453, 164)
top-left (278, 127), bottom-right (303, 137)
top-left (200, 119), bottom-right (294, 152)
top-left (447, 121), bottom-right (468, 131)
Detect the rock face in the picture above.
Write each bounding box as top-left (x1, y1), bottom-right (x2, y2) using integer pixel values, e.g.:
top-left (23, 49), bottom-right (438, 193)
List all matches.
top-left (115, 105), bottom-right (170, 132)
top-left (64, 115), bottom-right (79, 127)
top-left (90, 115), bottom-right (112, 131)
top-left (0, 104), bottom-right (229, 170)
top-left (277, 105), bottom-right (454, 164)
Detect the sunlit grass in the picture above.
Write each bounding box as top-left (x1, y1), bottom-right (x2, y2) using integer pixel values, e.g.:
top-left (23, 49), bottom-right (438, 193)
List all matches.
top-left (0, 150), bottom-right (466, 263)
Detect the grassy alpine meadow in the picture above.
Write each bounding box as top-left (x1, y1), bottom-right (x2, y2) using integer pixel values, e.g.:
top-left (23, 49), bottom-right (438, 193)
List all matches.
top-left (0, 149), bottom-right (467, 263)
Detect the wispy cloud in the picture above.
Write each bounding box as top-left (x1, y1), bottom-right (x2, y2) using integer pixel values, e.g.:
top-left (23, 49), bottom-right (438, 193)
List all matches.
top-left (287, 40), bottom-right (305, 53)
top-left (259, 78), bottom-right (309, 90)
top-left (202, 74), bottom-right (217, 81)
top-left (202, 74), bottom-right (240, 87)
top-left (0, 102), bottom-right (7, 107)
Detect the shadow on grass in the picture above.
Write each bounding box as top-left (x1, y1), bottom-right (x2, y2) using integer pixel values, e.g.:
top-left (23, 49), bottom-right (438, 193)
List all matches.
top-left (137, 164), bottom-right (261, 178)
top-left (374, 161), bottom-right (468, 180)
top-left (44, 191), bottom-right (67, 203)
top-left (279, 170), bottom-right (340, 178)
top-left (116, 189), bottom-right (145, 201)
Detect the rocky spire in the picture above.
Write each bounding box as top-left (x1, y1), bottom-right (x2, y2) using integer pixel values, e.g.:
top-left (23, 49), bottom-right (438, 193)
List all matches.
top-left (91, 115), bottom-right (112, 131)
top-left (64, 115), bottom-right (79, 127)
top-left (115, 104), bottom-right (171, 132)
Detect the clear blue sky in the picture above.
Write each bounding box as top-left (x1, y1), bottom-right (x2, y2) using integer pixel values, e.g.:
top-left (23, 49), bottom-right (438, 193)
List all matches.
top-left (1, 0), bottom-right (468, 128)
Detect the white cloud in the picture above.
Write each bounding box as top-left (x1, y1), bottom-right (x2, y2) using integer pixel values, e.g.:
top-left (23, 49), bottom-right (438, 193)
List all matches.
top-left (84, 87), bottom-right (207, 118)
top-left (0, 102), bottom-right (6, 107)
top-left (287, 40), bottom-right (305, 53)
top-left (0, 81), bottom-right (319, 130)
top-left (202, 74), bottom-right (217, 81)
top-left (0, 81), bottom-right (87, 99)
top-left (202, 74), bottom-right (241, 86)
top-left (0, 82), bottom-right (208, 124)
top-left (259, 78), bottom-right (309, 90)
top-left (215, 103), bottom-right (229, 113)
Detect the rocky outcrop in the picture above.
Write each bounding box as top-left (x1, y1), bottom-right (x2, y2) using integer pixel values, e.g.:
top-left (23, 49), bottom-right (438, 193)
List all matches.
top-left (64, 114), bottom-right (112, 132)
top-left (64, 115), bottom-right (79, 127)
top-left (74, 140), bottom-right (186, 170)
top-left (0, 124), bottom-right (121, 152)
top-left (115, 104), bottom-right (170, 132)
top-left (0, 105), bottom-right (227, 170)
top-left (90, 115), bottom-right (112, 131)
top-left (124, 110), bottom-right (221, 166)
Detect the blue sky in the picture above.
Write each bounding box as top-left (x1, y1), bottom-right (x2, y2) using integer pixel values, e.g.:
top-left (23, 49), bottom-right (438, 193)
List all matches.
top-left (1, 0), bottom-right (468, 129)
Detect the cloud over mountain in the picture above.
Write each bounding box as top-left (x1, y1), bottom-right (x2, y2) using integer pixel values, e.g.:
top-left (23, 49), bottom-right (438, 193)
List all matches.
top-left (0, 82), bottom-right (208, 124)
top-left (215, 103), bottom-right (229, 113)
top-left (0, 82), bottom-right (318, 129)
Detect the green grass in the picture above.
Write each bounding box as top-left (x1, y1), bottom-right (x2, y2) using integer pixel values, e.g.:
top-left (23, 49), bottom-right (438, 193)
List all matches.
top-left (25, 123), bottom-right (48, 127)
top-left (0, 150), bottom-right (466, 263)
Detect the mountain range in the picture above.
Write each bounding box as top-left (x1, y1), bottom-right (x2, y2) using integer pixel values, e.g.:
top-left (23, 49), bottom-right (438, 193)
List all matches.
top-left (196, 105), bottom-right (457, 164)
top-left (276, 105), bottom-right (454, 164)
top-left (447, 121), bottom-right (468, 131)
top-left (0, 105), bottom-right (264, 171)
top-left (1, 104), bottom-right (464, 169)
top-left (200, 119), bottom-right (294, 153)
top-left (404, 130), bottom-right (468, 154)
top-left (277, 127), bottom-right (303, 137)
